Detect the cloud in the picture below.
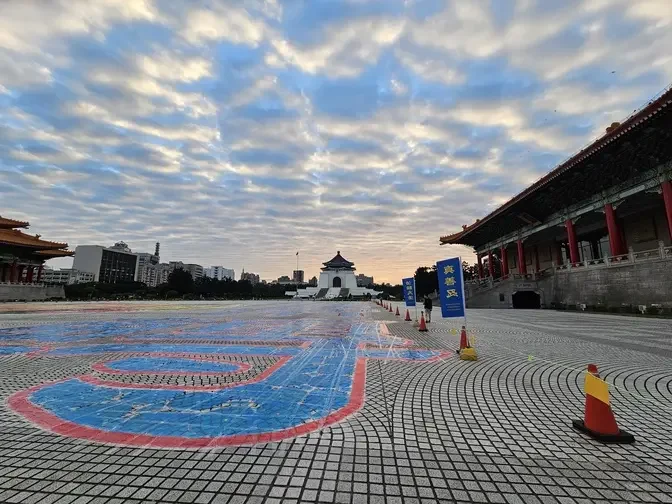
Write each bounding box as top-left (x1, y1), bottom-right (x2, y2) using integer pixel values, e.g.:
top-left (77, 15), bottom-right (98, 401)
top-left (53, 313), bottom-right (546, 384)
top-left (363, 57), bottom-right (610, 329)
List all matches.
top-left (1, 0), bottom-right (670, 282)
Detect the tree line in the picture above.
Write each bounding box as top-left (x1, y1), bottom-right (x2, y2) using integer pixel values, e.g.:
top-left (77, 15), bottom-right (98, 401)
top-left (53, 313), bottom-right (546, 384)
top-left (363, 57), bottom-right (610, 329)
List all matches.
top-left (65, 269), bottom-right (292, 301)
top-left (351, 262), bottom-right (478, 300)
top-left (64, 263), bottom-right (479, 301)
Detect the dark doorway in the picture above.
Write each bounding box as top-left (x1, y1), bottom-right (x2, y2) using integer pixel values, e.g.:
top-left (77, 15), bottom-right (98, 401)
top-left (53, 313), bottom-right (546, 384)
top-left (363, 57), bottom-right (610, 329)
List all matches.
top-left (333, 276), bottom-right (342, 288)
top-left (512, 291), bottom-right (541, 309)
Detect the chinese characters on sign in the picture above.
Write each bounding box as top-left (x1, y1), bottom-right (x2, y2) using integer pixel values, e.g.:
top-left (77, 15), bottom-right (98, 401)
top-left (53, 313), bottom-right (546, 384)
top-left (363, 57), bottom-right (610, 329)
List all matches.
top-left (436, 257), bottom-right (465, 318)
top-left (402, 277), bottom-right (416, 307)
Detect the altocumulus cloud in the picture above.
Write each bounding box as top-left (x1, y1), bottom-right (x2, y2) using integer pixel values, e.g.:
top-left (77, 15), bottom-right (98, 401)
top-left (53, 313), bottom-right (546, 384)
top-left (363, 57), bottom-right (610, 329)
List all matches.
top-left (1, 0), bottom-right (671, 282)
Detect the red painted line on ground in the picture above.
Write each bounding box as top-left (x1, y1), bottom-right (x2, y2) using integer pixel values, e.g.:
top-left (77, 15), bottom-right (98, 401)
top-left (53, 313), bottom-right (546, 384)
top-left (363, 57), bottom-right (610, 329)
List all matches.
top-left (7, 358), bottom-right (368, 449)
top-left (81, 355), bottom-right (290, 391)
top-left (26, 345), bottom-right (52, 359)
top-left (8, 321), bottom-right (450, 448)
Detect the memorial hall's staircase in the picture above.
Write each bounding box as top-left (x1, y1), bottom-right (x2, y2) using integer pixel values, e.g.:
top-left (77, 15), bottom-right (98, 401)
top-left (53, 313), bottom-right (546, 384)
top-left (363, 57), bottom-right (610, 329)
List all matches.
top-left (338, 288), bottom-right (349, 298)
top-left (315, 288), bottom-right (328, 299)
top-left (325, 288), bottom-right (341, 299)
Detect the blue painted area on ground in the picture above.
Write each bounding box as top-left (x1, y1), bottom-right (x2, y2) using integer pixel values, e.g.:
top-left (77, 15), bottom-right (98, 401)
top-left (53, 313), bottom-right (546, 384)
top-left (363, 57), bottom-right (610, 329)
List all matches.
top-left (0, 345), bottom-right (33, 355)
top-left (48, 343), bottom-right (303, 356)
top-left (20, 306), bottom-right (445, 439)
top-left (359, 348), bottom-right (440, 360)
top-left (31, 338), bottom-right (357, 437)
top-left (106, 357), bottom-right (241, 374)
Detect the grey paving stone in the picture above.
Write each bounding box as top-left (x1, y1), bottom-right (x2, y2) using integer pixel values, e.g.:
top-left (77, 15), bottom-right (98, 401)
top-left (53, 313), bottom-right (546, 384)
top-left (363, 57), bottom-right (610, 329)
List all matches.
top-left (1, 303), bottom-right (671, 504)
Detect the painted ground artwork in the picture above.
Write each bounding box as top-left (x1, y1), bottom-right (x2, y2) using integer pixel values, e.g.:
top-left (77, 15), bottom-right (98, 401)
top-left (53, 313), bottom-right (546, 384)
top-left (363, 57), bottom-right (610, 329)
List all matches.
top-left (3, 302), bottom-right (449, 448)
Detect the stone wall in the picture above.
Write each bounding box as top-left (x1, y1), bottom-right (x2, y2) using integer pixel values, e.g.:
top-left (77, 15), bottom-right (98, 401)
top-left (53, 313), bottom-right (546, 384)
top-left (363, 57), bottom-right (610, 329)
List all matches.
top-left (465, 257), bottom-right (672, 309)
top-left (0, 284), bottom-right (65, 301)
top-left (550, 259), bottom-right (672, 307)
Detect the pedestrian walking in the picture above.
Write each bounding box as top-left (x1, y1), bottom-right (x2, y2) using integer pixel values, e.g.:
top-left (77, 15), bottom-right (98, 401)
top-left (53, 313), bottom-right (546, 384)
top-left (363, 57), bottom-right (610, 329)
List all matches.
top-left (423, 295), bottom-right (433, 323)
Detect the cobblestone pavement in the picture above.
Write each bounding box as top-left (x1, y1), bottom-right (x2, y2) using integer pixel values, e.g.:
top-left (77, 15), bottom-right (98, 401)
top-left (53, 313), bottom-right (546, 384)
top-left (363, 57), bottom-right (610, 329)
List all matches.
top-left (0, 301), bottom-right (671, 503)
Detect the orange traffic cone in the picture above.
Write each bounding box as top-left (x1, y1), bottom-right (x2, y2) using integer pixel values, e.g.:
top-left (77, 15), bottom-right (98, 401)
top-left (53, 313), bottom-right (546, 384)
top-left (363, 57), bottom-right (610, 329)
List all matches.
top-left (459, 326), bottom-right (477, 361)
top-left (418, 312), bottom-right (428, 332)
top-left (395, 306), bottom-right (400, 316)
top-left (404, 309), bottom-right (411, 321)
top-left (572, 364), bottom-right (634, 443)
top-left (388, 304), bottom-right (393, 313)
top-left (459, 326), bottom-right (468, 351)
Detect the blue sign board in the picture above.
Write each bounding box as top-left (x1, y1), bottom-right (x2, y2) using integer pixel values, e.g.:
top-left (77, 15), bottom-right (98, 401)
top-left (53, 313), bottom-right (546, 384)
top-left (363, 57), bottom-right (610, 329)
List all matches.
top-left (402, 277), bottom-right (416, 307)
top-left (436, 257), bottom-right (466, 318)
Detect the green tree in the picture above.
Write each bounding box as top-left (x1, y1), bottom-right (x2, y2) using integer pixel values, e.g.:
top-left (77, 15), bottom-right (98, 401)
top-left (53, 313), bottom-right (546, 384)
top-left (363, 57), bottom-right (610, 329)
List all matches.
top-left (167, 268), bottom-right (194, 295)
top-left (462, 261), bottom-right (478, 281)
top-left (414, 266), bottom-right (438, 297)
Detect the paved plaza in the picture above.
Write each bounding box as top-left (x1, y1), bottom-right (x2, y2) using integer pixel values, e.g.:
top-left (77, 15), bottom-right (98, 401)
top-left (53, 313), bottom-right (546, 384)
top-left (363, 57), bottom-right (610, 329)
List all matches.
top-left (0, 301), bottom-right (671, 504)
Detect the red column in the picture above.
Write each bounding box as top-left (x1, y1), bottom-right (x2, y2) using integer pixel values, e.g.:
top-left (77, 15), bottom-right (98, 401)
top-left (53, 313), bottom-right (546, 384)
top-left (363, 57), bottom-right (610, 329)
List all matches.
top-left (500, 245), bottom-right (509, 277)
top-left (37, 265), bottom-right (44, 283)
top-left (662, 180), bottom-right (672, 242)
top-left (565, 219), bottom-right (580, 264)
top-left (604, 203), bottom-right (623, 256)
top-left (534, 245), bottom-right (541, 272)
top-left (10, 262), bottom-right (17, 283)
top-left (555, 242), bottom-right (564, 266)
top-left (488, 250), bottom-right (495, 277)
top-left (477, 254), bottom-right (484, 279)
top-left (517, 240), bottom-right (527, 274)
top-left (26, 267), bottom-right (34, 283)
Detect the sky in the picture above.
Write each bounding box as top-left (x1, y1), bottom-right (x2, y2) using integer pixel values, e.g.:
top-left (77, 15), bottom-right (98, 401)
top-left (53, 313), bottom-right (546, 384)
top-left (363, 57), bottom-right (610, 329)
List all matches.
top-left (1, 0), bottom-right (671, 284)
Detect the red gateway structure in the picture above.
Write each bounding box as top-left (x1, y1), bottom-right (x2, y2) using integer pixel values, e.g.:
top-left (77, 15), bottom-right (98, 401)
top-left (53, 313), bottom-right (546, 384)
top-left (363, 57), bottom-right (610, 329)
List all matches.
top-left (0, 215), bottom-right (73, 300)
top-left (441, 88), bottom-right (672, 309)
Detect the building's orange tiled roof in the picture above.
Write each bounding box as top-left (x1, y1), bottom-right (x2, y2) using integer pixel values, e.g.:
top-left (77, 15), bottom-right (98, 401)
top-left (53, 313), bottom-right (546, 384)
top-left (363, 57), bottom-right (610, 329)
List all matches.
top-left (34, 249), bottom-right (75, 257)
top-left (0, 229), bottom-right (68, 249)
top-left (0, 215), bottom-right (29, 229)
top-left (440, 85), bottom-right (672, 246)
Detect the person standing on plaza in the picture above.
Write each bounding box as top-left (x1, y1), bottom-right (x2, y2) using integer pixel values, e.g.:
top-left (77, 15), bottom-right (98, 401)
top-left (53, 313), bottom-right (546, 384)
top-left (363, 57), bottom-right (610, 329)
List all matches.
top-left (423, 295), bottom-right (433, 323)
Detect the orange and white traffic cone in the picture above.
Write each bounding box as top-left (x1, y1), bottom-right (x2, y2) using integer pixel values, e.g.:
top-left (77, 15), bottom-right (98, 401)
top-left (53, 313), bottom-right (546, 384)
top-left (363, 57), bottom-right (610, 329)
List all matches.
top-left (459, 326), bottom-right (468, 351)
top-left (459, 326), bottom-right (477, 361)
top-left (388, 304), bottom-right (393, 313)
top-left (404, 309), bottom-right (411, 321)
top-left (572, 364), bottom-right (634, 443)
top-left (395, 306), bottom-right (400, 316)
top-left (418, 312), bottom-right (428, 332)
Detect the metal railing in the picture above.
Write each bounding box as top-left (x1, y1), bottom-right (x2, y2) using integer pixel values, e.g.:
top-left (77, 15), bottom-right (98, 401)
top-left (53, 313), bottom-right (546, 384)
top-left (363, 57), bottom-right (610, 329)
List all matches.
top-left (466, 243), bottom-right (671, 296)
top-left (555, 242), bottom-right (672, 272)
top-left (0, 282), bottom-right (46, 286)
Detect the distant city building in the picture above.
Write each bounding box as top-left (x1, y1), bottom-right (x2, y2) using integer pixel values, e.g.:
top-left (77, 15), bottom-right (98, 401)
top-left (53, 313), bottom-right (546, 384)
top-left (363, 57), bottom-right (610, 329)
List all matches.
top-left (184, 263), bottom-right (204, 280)
top-left (308, 276), bottom-right (318, 287)
top-left (136, 244), bottom-right (160, 287)
top-left (277, 275), bottom-right (292, 285)
top-left (292, 270), bottom-right (305, 284)
top-left (240, 270), bottom-right (260, 285)
top-left (137, 263), bottom-right (158, 287)
top-left (205, 266), bottom-right (235, 281)
top-left (42, 268), bottom-right (95, 285)
top-left (73, 242), bottom-right (138, 283)
top-left (356, 274), bottom-right (374, 287)
top-left (155, 262), bottom-right (177, 285)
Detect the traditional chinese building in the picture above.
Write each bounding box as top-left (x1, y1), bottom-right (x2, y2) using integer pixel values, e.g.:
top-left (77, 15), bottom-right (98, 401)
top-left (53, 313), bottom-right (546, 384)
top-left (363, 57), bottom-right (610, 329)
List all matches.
top-left (290, 252), bottom-right (381, 299)
top-left (0, 215), bottom-right (73, 301)
top-left (440, 88), bottom-right (672, 309)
